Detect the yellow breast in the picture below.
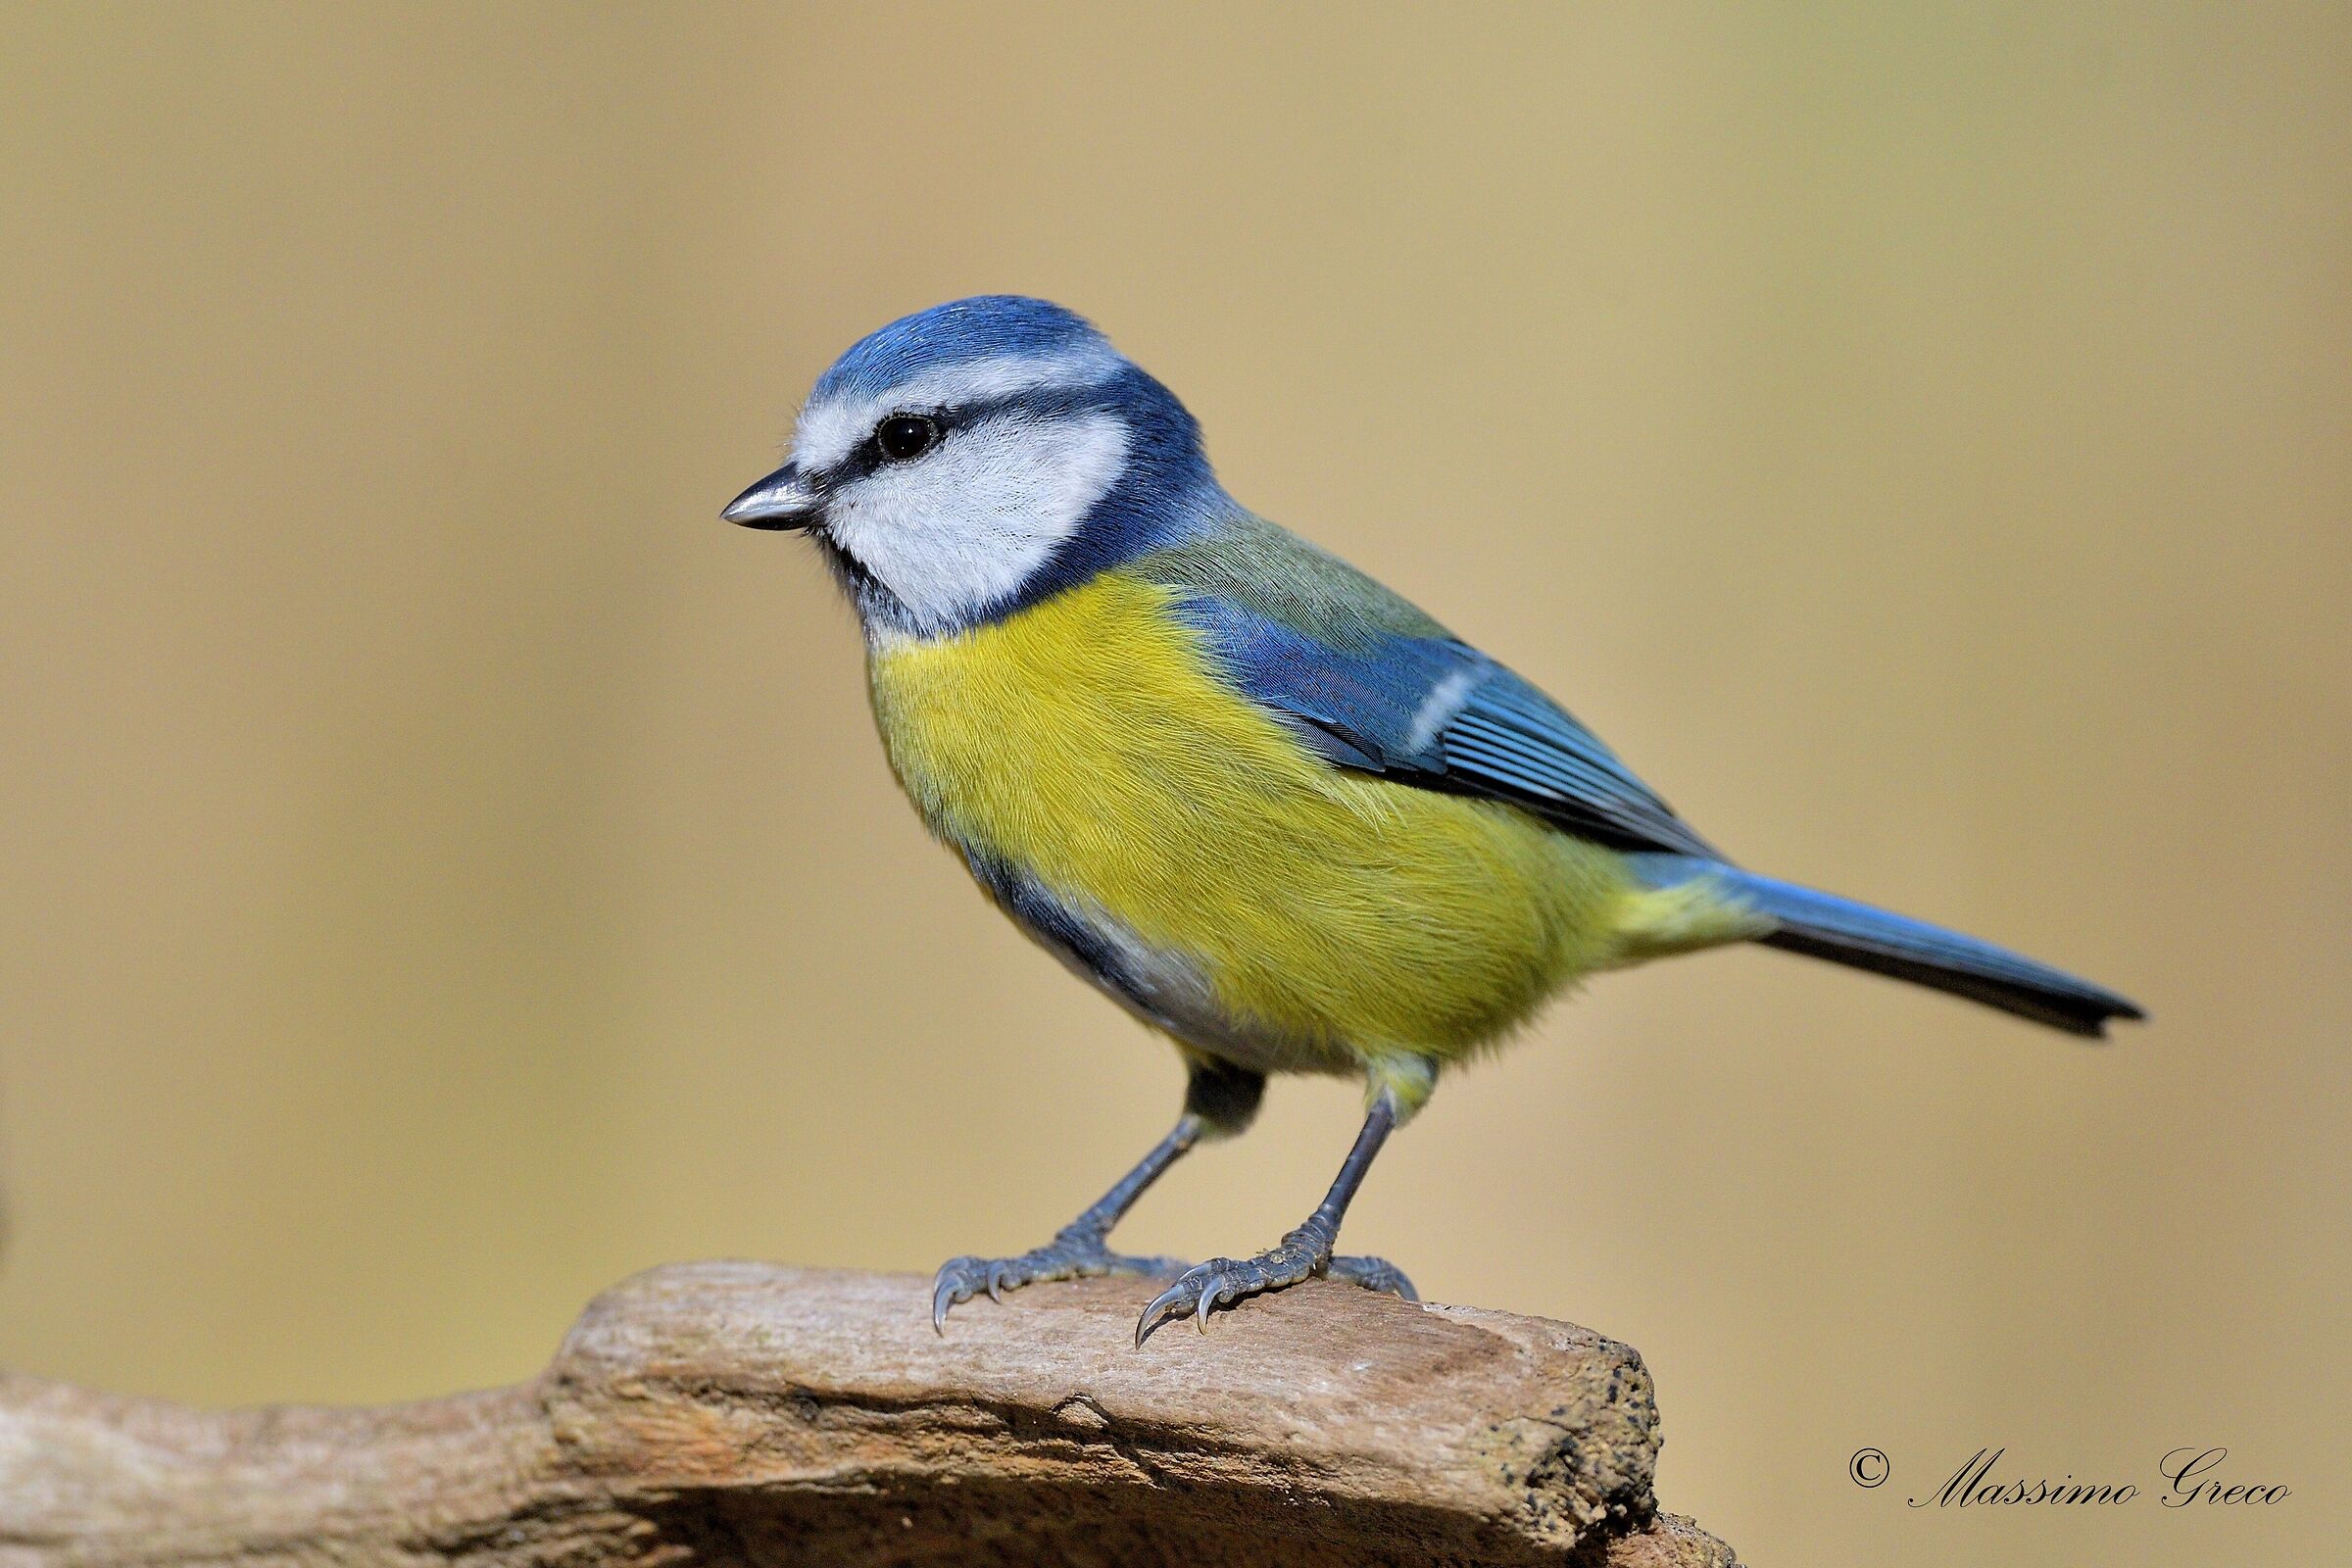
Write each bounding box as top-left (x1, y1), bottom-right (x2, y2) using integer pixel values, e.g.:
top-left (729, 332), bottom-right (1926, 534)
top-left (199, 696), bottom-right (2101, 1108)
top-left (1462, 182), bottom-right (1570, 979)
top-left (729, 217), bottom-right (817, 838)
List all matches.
top-left (865, 570), bottom-right (1638, 1066)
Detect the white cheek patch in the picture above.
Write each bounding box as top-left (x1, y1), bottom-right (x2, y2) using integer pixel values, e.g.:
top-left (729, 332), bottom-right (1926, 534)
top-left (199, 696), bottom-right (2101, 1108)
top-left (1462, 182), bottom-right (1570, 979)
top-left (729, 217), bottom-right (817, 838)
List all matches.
top-left (824, 411), bottom-right (1131, 633)
top-left (791, 346), bottom-right (1124, 475)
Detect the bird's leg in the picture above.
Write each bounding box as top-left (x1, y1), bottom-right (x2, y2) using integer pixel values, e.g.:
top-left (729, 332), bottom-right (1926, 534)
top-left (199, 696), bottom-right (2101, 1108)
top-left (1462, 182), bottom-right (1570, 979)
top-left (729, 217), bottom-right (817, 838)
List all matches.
top-left (931, 1118), bottom-right (1197, 1330)
top-left (932, 1058), bottom-right (1264, 1331)
top-left (1136, 1084), bottom-right (1418, 1345)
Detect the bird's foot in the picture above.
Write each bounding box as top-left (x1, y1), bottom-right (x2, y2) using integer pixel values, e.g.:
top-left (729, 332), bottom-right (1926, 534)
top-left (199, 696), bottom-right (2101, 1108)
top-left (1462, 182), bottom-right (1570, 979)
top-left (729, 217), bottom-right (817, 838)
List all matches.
top-left (1325, 1252), bottom-right (1418, 1298)
top-left (932, 1226), bottom-right (1188, 1331)
top-left (1134, 1220), bottom-right (1416, 1344)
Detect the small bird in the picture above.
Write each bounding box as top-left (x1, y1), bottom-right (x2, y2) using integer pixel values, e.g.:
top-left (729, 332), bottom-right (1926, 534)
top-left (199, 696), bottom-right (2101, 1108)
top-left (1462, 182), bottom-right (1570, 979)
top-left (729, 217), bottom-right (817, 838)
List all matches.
top-left (724, 296), bottom-right (2141, 1344)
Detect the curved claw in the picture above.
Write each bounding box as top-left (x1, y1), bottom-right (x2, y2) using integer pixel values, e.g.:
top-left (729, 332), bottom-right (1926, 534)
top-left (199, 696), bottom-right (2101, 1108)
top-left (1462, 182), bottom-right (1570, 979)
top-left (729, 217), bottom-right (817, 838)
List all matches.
top-left (931, 1256), bottom-right (983, 1334)
top-left (1194, 1275), bottom-right (1222, 1332)
top-left (938, 1239), bottom-right (1192, 1334)
top-left (1135, 1243), bottom-right (1417, 1346)
top-left (1134, 1275), bottom-right (1199, 1346)
top-left (1135, 1256), bottom-right (1250, 1345)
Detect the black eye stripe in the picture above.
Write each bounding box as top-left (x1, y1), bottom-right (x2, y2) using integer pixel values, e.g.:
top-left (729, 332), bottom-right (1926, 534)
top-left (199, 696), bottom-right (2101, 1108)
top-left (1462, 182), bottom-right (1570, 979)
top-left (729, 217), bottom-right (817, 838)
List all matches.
top-left (819, 377), bottom-right (1133, 487)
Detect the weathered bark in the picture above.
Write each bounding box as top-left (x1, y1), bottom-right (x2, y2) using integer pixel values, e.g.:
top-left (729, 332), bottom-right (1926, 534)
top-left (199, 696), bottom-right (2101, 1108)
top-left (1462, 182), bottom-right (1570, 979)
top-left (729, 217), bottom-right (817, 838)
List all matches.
top-left (1, 1262), bottom-right (1737, 1566)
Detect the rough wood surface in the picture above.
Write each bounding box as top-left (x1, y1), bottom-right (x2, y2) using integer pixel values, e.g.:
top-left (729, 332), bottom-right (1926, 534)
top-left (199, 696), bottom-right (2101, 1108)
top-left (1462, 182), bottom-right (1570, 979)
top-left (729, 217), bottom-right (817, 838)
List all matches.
top-left (1, 1262), bottom-right (1737, 1567)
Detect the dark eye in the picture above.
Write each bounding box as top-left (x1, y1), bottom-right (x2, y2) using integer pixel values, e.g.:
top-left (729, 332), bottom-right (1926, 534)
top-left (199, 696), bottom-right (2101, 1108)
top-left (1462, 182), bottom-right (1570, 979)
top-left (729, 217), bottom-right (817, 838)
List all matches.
top-left (874, 413), bottom-right (940, 463)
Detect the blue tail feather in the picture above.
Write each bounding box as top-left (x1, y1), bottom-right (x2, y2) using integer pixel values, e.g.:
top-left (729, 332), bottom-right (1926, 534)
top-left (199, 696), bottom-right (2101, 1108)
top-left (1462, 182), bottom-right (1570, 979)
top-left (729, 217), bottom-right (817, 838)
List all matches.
top-left (1629, 855), bottom-right (2144, 1038)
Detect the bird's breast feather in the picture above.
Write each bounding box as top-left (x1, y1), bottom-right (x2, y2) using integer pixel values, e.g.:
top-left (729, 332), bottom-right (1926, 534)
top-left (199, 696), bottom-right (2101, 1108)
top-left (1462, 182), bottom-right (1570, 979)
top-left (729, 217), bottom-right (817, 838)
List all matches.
top-left (864, 568), bottom-right (1636, 1054)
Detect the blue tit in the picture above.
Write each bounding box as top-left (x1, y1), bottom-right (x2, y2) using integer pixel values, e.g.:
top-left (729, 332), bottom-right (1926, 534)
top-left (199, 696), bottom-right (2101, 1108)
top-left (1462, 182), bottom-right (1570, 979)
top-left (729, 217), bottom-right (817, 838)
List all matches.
top-left (723, 296), bottom-right (2142, 1343)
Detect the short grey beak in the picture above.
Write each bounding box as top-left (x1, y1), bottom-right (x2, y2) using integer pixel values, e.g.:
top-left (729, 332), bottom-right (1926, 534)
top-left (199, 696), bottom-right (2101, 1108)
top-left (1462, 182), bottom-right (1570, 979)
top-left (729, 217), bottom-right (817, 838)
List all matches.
top-left (722, 464), bottom-right (822, 530)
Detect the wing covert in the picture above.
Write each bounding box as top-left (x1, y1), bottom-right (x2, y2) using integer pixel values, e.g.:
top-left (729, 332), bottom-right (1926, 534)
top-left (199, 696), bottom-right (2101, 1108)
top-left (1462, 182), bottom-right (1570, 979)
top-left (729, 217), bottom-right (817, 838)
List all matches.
top-left (1428, 662), bottom-right (1717, 857)
top-left (1162, 572), bottom-right (1718, 858)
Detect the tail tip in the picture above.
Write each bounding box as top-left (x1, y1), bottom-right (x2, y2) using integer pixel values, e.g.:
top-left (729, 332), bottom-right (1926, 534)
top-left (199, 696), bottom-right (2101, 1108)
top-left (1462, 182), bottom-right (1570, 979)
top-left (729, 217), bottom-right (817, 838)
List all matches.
top-left (2068, 994), bottom-right (2148, 1041)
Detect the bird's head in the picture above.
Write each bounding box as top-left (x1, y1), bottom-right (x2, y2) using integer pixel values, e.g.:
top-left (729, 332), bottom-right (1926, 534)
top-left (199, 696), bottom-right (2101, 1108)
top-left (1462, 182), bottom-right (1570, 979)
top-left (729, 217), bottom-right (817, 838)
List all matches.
top-left (725, 296), bottom-right (1220, 637)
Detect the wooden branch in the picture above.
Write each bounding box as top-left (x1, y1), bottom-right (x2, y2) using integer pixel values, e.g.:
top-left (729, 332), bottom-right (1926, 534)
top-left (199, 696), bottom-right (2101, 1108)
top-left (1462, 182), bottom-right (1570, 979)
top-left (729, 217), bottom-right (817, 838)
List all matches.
top-left (1, 1263), bottom-right (1737, 1567)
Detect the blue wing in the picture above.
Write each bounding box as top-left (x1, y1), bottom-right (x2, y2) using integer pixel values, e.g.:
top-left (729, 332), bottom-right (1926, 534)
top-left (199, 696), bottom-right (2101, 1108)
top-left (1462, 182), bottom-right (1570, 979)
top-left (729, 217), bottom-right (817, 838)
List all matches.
top-left (1152, 544), bottom-right (1720, 859)
top-left (1128, 517), bottom-right (2145, 1041)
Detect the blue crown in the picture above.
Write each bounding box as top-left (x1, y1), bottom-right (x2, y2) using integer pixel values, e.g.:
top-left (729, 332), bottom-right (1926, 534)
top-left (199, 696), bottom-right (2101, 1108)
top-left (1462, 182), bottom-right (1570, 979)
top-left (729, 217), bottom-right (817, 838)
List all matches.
top-left (811, 296), bottom-right (1112, 404)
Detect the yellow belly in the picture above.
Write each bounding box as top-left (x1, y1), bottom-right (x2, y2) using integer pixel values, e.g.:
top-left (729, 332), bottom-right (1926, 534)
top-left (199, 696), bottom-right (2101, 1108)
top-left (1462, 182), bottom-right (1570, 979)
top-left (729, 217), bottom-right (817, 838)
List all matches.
top-left (866, 571), bottom-right (1641, 1070)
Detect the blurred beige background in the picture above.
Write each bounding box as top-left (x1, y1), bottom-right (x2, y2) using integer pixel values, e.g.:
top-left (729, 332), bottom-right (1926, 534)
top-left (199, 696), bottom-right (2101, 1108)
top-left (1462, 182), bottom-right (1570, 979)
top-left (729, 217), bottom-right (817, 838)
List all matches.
top-left (2, 4), bottom-right (2345, 1562)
